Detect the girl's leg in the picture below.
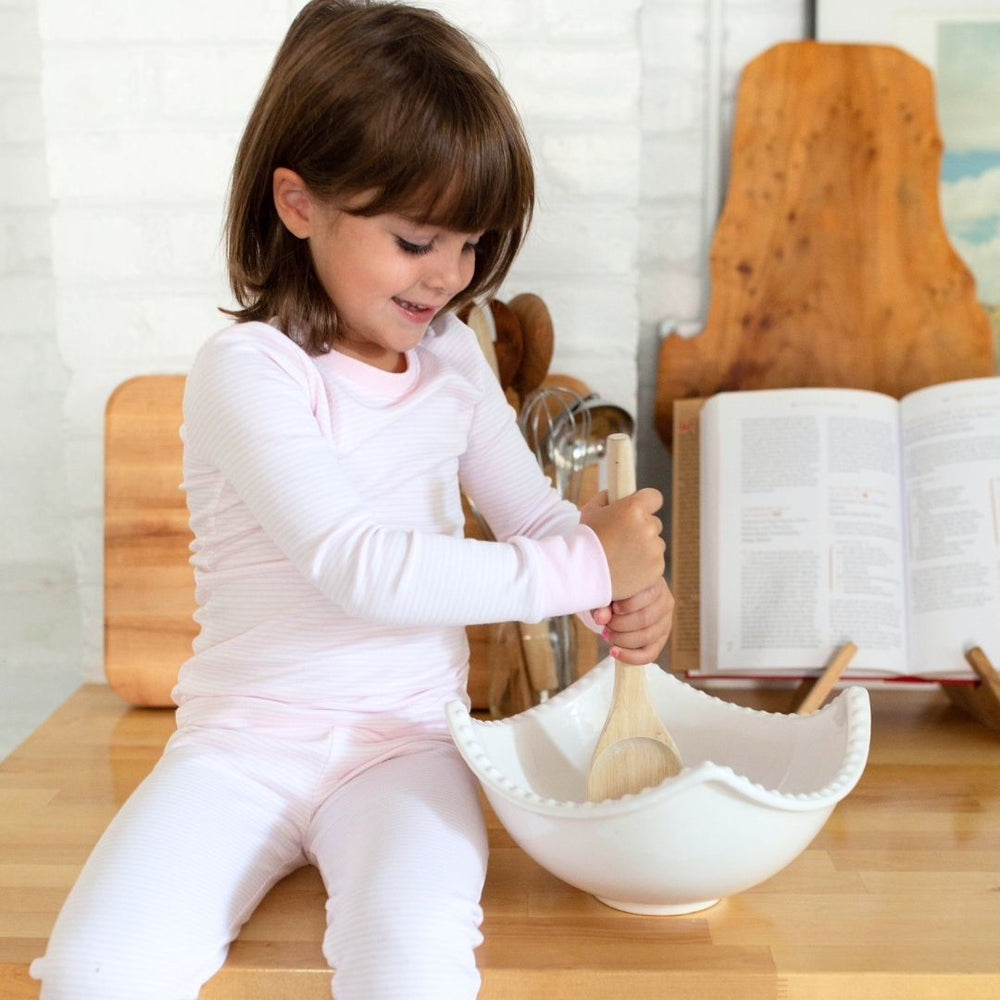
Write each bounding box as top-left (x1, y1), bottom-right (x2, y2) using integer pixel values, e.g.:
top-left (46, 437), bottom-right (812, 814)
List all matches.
top-left (308, 740), bottom-right (488, 1000)
top-left (31, 738), bottom-right (308, 1000)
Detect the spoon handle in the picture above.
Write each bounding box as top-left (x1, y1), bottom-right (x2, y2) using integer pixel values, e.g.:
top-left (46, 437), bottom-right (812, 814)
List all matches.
top-left (606, 433), bottom-right (636, 502)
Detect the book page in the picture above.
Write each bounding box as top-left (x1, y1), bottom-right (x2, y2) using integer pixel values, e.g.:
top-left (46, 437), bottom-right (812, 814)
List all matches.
top-left (901, 377), bottom-right (1000, 678)
top-left (701, 388), bottom-right (908, 676)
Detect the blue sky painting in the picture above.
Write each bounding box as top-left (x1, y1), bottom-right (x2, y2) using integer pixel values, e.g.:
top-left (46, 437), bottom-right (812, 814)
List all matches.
top-left (937, 21), bottom-right (1000, 302)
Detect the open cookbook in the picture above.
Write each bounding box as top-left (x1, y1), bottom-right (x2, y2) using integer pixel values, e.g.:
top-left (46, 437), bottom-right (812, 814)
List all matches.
top-left (670, 377), bottom-right (1000, 680)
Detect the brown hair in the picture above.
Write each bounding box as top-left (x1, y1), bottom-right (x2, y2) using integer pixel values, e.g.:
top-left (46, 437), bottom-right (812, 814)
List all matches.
top-left (223, 0), bottom-right (535, 354)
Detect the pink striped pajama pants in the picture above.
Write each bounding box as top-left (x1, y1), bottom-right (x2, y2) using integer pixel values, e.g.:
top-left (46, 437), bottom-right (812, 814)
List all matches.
top-left (30, 718), bottom-right (488, 999)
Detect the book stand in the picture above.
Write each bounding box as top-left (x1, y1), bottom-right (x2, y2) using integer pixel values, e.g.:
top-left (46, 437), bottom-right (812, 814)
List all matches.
top-left (794, 643), bottom-right (857, 714)
top-left (795, 643), bottom-right (1000, 734)
top-left (940, 648), bottom-right (1000, 733)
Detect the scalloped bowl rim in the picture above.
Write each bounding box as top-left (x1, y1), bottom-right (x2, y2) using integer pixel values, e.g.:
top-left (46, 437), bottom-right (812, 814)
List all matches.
top-left (446, 659), bottom-right (872, 819)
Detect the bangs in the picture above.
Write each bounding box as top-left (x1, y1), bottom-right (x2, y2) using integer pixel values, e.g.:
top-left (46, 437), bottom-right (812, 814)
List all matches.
top-left (349, 106), bottom-right (533, 239)
top-left (342, 77), bottom-right (535, 308)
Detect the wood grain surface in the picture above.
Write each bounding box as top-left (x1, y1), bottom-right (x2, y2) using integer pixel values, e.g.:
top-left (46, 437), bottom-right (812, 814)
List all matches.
top-left (655, 42), bottom-right (994, 446)
top-left (104, 375), bottom-right (196, 705)
top-left (3, 683), bottom-right (999, 998)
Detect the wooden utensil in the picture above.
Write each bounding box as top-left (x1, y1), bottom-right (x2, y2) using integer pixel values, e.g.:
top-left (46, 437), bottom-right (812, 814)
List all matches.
top-left (460, 302), bottom-right (500, 380)
top-left (508, 292), bottom-right (554, 399)
top-left (586, 433), bottom-right (683, 800)
top-left (488, 299), bottom-right (524, 391)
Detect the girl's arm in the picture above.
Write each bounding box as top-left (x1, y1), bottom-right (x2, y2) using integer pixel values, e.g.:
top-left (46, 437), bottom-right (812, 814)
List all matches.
top-left (451, 328), bottom-right (669, 624)
top-left (183, 324), bottom-right (612, 628)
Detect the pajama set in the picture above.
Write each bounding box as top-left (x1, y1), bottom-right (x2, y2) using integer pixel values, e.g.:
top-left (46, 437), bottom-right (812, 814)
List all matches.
top-left (31, 313), bottom-right (612, 999)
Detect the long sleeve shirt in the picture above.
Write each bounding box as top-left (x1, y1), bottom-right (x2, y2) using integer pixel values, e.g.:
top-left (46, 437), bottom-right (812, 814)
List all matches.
top-left (174, 313), bottom-right (611, 729)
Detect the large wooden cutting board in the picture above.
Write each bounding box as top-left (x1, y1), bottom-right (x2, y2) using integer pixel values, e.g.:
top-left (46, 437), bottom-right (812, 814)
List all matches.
top-left (104, 376), bottom-right (196, 705)
top-left (655, 41), bottom-right (994, 446)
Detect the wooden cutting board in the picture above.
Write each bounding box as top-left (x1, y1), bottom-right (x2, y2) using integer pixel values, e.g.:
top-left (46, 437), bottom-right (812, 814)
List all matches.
top-left (104, 375), bottom-right (196, 706)
top-left (655, 41), bottom-right (994, 446)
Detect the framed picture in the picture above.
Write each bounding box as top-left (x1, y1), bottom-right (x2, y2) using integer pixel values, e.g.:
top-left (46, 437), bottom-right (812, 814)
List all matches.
top-left (817, 2), bottom-right (1000, 308)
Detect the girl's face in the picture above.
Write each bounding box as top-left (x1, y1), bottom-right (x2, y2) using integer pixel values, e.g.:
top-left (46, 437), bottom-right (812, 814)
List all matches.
top-left (307, 202), bottom-right (481, 373)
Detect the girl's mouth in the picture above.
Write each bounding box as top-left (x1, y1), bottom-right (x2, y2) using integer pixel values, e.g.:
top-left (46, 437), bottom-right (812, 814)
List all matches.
top-left (393, 296), bottom-right (435, 321)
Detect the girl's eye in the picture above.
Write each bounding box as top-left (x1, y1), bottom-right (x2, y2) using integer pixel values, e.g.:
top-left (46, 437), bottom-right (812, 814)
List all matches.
top-left (396, 237), bottom-right (433, 256)
top-left (464, 240), bottom-right (481, 255)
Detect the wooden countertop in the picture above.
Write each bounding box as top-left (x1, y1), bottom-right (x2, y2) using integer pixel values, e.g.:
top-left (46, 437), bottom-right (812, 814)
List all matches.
top-left (3, 683), bottom-right (999, 999)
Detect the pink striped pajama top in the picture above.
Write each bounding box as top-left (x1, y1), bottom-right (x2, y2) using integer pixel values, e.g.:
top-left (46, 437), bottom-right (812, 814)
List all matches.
top-left (174, 313), bottom-right (611, 731)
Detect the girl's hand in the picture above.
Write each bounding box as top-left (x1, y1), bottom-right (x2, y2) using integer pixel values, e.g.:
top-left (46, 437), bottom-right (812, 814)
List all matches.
top-left (579, 488), bottom-right (666, 601)
top-left (591, 578), bottom-right (674, 665)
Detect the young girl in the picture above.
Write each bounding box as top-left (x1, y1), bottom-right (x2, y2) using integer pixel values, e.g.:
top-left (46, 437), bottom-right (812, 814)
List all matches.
top-left (31, 2), bottom-right (671, 998)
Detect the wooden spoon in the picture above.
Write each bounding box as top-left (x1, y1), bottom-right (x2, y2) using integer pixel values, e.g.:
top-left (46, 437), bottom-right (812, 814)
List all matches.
top-left (508, 292), bottom-right (554, 399)
top-left (586, 433), bottom-right (683, 801)
top-left (459, 302), bottom-right (500, 380)
top-left (488, 299), bottom-right (524, 391)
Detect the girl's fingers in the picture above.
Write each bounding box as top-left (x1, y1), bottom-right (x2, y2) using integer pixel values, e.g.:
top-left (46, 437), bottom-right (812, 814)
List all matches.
top-left (605, 620), bottom-right (670, 654)
top-left (609, 638), bottom-right (668, 665)
top-left (591, 605), bottom-right (613, 627)
top-left (609, 583), bottom-right (659, 617)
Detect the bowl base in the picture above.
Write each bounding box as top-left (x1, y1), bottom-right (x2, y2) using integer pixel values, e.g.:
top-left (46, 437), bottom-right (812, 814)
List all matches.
top-left (594, 895), bottom-right (721, 916)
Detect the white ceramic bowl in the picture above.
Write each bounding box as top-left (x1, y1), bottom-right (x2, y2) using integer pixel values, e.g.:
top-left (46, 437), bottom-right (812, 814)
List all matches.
top-left (447, 658), bottom-right (871, 914)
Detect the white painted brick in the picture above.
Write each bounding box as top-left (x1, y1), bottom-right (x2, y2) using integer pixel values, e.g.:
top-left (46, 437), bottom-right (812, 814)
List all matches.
top-left (640, 3), bottom-right (707, 74)
top-left (0, 146), bottom-right (49, 207)
top-left (515, 207), bottom-right (638, 278)
top-left (504, 45), bottom-right (640, 121)
top-left (41, 46), bottom-right (162, 132)
top-left (0, 210), bottom-right (51, 272)
top-left (724, 14), bottom-right (804, 71)
top-left (0, 335), bottom-right (63, 404)
top-left (0, 9), bottom-right (42, 76)
top-left (71, 579), bottom-right (103, 680)
top-left (640, 270), bottom-right (705, 330)
top-left (60, 368), bottom-right (151, 453)
top-left (0, 274), bottom-right (55, 331)
top-left (46, 129), bottom-right (239, 202)
top-left (56, 286), bottom-right (221, 371)
top-left (51, 208), bottom-right (225, 281)
top-left (512, 277), bottom-right (637, 351)
top-left (0, 483), bottom-right (67, 562)
top-left (642, 69), bottom-right (705, 134)
top-left (642, 132), bottom-right (704, 199)
top-left (37, 0), bottom-right (289, 44)
top-left (535, 126), bottom-right (640, 200)
top-left (0, 89), bottom-right (45, 144)
top-left (505, 274), bottom-right (641, 409)
top-left (64, 438), bottom-right (104, 524)
top-left (639, 203), bottom-right (703, 267)
top-left (420, 0), bottom-right (539, 40)
top-left (159, 45), bottom-right (278, 122)
top-left (69, 507), bottom-right (103, 578)
top-left (542, 0), bottom-right (641, 41)
top-left (726, 0), bottom-right (803, 16)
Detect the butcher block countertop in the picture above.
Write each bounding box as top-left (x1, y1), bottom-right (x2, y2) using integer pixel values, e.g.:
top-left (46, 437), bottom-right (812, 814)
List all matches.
top-left (2, 682), bottom-right (999, 999)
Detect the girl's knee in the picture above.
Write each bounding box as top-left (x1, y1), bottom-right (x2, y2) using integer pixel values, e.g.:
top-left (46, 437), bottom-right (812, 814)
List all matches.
top-left (31, 919), bottom-right (221, 1000)
top-left (32, 951), bottom-right (202, 1000)
top-left (323, 882), bottom-right (483, 999)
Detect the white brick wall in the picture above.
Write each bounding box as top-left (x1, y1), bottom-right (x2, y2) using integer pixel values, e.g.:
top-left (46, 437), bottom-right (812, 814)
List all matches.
top-left (2, 0), bottom-right (807, 741)
top-left (1, 0), bottom-right (82, 754)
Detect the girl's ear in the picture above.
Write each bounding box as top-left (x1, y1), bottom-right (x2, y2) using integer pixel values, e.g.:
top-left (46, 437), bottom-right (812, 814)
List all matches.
top-left (273, 168), bottom-right (313, 239)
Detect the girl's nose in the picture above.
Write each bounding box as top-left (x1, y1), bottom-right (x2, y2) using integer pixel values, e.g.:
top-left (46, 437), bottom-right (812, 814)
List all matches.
top-left (425, 247), bottom-right (472, 295)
